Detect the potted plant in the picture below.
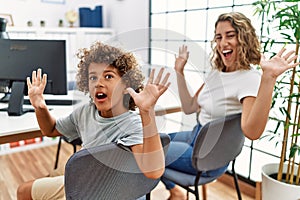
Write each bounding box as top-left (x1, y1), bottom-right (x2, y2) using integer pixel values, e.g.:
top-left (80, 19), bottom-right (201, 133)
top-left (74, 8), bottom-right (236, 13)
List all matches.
top-left (253, 0), bottom-right (300, 199)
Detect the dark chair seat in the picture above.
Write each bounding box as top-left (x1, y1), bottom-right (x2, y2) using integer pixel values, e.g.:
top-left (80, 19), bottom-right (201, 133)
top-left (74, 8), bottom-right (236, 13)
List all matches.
top-left (64, 133), bottom-right (170, 200)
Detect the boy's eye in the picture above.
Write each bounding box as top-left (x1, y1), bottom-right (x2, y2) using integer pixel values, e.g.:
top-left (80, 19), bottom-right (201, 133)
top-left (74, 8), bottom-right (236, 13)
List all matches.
top-left (105, 74), bottom-right (113, 79)
top-left (89, 76), bottom-right (97, 81)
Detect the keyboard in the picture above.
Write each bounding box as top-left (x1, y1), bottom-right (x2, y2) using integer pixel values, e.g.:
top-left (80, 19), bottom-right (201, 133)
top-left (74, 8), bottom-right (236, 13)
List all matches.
top-left (23, 99), bottom-right (81, 106)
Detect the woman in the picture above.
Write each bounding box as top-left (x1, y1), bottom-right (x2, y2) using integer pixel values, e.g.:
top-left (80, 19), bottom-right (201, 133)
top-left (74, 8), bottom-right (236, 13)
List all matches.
top-left (161, 12), bottom-right (299, 200)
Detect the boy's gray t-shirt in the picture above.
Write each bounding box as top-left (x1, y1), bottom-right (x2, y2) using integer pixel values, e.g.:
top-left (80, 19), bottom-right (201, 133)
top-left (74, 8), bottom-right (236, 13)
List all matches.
top-left (55, 103), bottom-right (143, 148)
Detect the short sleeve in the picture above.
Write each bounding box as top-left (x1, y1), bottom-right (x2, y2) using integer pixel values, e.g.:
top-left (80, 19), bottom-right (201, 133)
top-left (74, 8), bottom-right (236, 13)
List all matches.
top-left (55, 106), bottom-right (83, 142)
top-left (237, 70), bottom-right (261, 101)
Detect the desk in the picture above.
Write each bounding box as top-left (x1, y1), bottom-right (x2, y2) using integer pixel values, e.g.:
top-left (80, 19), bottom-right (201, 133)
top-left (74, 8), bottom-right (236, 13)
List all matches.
top-left (0, 91), bottom-right (89, 145)
top-left (0, 105), bottom-right (77, 145)
top-left (0, 89), bottom-right (182, 145)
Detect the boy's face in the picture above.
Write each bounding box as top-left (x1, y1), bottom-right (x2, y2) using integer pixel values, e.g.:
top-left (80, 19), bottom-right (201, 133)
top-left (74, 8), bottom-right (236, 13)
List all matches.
top-left (88, 62), bottom-right (128, 118)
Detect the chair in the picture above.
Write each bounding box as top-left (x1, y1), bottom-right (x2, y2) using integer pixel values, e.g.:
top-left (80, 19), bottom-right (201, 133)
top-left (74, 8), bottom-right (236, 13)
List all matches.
top-left (64, 133), bottom-right (170, 200)
top-left (54, 136), bottom-right (82, 169)
top-left (162, 113), bottom-right (245, 200)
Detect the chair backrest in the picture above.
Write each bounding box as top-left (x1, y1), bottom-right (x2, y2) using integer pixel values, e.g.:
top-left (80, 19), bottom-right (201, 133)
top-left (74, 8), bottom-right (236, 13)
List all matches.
top-left (192, 113), bottom-right (244, 171)
top-left (65, 133), bottom-right (170, 200)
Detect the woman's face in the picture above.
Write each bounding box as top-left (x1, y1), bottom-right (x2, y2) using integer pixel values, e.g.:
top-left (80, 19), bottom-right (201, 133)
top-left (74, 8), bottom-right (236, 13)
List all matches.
top-left (88, 62), bottom-right (127, 118)
top-left (215, 21), bottom-right (239, 72)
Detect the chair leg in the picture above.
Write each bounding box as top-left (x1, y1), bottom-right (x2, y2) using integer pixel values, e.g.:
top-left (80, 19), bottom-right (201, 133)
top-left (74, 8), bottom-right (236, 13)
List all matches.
top-left (194, 172), bottom-right (202, 200)
top-left (202, 184), bottom-right (207, 200)
top-left (146, 192), bottom-right (150, 200)
top-left (232, 159), bottom-right (242, 200)
top-left (54, 136), bottom-right (62, 169)
top-left (73, 144), bottom-right (77, 153)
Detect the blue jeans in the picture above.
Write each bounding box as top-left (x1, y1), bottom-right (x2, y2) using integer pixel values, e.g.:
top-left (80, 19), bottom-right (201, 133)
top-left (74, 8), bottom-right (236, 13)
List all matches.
top-left (161, 123), bottom-right (229, 190)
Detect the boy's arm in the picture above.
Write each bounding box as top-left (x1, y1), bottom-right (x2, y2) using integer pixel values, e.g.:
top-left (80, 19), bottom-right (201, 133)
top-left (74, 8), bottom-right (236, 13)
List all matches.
top-left (128, 68), bottom-right (170, 179)
top-left (27, 69), bottom-right (61, 137)
top-left (131, 109), bottom-right (164, 179)
top-left (34, 106), bottom-right (61, 137)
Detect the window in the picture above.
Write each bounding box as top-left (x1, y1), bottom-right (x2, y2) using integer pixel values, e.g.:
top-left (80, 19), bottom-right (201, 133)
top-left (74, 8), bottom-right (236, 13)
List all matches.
top-left (150, 0), bottom-right (286, 185)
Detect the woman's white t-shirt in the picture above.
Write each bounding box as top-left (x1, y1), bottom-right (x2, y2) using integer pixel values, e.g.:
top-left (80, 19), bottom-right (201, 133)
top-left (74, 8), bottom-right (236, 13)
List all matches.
top-left (197, 69), bottom-right (261, 125)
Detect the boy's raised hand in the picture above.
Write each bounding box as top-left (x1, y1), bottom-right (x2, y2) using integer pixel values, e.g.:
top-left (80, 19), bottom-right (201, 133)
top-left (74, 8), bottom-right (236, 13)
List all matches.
top-left (127, 68), bottom-right (170, 113)
top-left (26, 68), bottom-right (47, 109)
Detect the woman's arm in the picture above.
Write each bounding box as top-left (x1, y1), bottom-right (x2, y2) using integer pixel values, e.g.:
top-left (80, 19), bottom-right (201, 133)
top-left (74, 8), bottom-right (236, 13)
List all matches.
top-left (175, 45), bottom-right (201, 114)
top-left (27, 69), bottom-right (61, 137)
top-left (128, 68), bottom-right (170, 179)
top-left (241, 48), bottom-right (299, 140)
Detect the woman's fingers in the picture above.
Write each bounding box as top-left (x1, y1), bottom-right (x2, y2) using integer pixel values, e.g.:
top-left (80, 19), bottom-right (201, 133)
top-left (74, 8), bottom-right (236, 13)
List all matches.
top-left (283, 50), bottom-right (295, 61)
top-left (276, 48), bottom-right (286, 57)
top-left (286, 55), bottom-right (298, 64)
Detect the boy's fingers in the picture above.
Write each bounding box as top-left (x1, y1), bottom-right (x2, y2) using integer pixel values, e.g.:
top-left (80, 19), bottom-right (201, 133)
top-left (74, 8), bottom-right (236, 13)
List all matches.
top-left (32, 70), bottom-right (37, 83)
top-left (126, 88), bottom-right (137, 98)
top-left (27, 77), bottom-right (32, 88)
top-left (154, 68), bottom-right (164, 85)
top-left (42, 74), bottom-right (47, 86)
top-left (160, 72), bottom-right (170, 86)
top-left (147, 69), bottom-right (155, 84)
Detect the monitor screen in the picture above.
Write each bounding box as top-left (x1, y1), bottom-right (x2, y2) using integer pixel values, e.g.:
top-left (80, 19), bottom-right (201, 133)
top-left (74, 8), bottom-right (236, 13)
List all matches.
top-left (0, 39), bottom-right (67, 115)
top-left (0, 38), bottom-right (67, 96)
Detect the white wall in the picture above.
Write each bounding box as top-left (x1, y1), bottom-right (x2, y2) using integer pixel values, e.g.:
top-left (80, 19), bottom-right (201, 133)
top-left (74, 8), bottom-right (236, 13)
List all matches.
top-left (0, 0), bottom-right (149, 61)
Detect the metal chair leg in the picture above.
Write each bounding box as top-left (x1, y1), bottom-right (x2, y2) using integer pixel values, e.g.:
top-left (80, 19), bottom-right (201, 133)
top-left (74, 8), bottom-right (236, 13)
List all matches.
top-left (146, 192), bottom-right (150, 200)
top-left (54, 136), bottom-right (62, 169)
top-left (232, 159), bottom-right (242, 200)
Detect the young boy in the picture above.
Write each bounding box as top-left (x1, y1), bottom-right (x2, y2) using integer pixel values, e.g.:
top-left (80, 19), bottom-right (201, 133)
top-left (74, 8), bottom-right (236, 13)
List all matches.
top-left (17, 41), bottom-right (170, 200)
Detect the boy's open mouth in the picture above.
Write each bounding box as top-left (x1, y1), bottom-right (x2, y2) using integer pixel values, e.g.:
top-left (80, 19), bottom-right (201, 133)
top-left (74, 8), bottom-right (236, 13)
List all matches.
top-left (95, 92), bottom-right (107, 100)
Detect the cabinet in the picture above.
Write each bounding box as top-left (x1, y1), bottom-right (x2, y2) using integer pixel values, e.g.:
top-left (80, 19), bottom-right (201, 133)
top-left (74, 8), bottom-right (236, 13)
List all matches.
top-left (6, 27), bottom-right (115, 82)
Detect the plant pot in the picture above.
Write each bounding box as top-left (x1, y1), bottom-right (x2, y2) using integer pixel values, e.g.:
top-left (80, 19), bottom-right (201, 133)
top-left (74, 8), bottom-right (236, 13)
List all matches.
top-left (262, 163), bottom-right (300, 200)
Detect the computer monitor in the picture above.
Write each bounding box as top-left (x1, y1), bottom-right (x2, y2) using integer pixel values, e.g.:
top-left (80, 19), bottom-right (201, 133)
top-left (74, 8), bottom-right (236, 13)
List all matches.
top-left (0, 39), bottom-right (67, 115)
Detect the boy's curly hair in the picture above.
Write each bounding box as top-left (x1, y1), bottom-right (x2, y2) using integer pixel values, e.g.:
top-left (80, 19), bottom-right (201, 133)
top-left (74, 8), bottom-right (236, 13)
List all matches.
top-left (76, 41), bottom-right (145, 111)
top-left (211, 12), bottom-right (261, 71)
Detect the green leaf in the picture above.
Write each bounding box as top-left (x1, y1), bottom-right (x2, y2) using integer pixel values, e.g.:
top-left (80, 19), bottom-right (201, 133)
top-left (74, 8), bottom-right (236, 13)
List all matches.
top-left (289, 143), bottom-right (300, 158)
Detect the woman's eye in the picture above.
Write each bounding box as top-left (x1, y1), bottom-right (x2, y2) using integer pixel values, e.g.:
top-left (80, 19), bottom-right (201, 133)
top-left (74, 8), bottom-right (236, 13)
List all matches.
top-left (215, 36), bottom-right (221, 41)
top-left (227, 34), bottom-right (235, 38)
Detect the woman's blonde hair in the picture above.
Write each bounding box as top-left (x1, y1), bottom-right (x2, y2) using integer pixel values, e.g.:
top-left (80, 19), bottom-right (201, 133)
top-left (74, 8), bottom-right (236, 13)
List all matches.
top-left (211, 12), bottom-right (261, 71)
top-left (76, 41), bottom-right (144, 111)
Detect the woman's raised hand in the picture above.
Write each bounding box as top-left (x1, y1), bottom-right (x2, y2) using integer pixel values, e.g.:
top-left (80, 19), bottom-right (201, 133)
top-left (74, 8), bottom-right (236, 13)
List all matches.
top-left (26, 68), bottom-right (47, 109)
top-left (174, 45), bottom-right (189, 74)
top-left (126, 68), bottom-right (170, 113)
top-left (260, 48), bottom-right (299, 78)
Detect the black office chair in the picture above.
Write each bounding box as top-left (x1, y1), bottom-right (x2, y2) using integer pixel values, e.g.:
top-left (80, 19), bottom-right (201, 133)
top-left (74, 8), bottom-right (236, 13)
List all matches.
top-left (64, 133), bottom-right (170, 200)
top-left (54, 136), bottom-right (82, 169)
top-left (162, 113), bottom-right (244, 200)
